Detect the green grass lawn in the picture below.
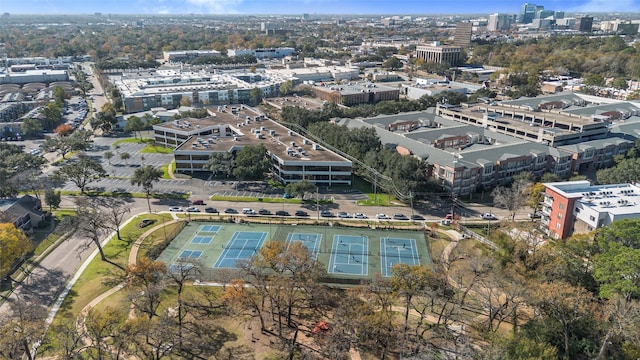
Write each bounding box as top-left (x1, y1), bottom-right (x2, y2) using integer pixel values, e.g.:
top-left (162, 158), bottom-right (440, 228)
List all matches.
top-left (141, 145), bottom-right (173, 154)
top-left (55, 213), bottom-right (175, 321)
top-left (160, 161), bottom-right (174, 179)
top-left (58, 189), bottom-right (189, 200)
top-left (112, 137), bottom-right (154, 147)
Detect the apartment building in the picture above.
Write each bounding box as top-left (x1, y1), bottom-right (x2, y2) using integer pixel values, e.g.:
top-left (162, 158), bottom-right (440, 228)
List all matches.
top-left (153, 106), bottom-right (352, 186)
top-left (227, 47), bottom-right (295, 59)
top-left (542, 181), bottom-right (640, 239)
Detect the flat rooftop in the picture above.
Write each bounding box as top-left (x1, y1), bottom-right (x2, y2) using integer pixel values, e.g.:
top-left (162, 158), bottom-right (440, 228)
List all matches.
top-left (169, 107), bottom-right (350, 164)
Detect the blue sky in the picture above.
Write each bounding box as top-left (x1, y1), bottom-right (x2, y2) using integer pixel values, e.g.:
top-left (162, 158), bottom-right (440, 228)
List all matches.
top-left (2, 0), bottom-right (639, 15)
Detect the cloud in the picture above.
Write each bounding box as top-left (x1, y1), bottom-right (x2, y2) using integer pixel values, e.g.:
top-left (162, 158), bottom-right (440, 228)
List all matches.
top-left (184, 0), bottom-right (245, 13)
top-left (567, 0), bottom-right (640, 12)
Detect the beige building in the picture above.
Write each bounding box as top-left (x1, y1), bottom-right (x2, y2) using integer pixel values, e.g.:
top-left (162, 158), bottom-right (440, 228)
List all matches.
top-left (415, 42), bottom-right (461, 66)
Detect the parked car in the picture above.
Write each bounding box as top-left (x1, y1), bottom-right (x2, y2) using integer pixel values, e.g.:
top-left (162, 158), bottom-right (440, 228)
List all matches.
top-left (354, 213), bottom-right (368, 219)
top-left (528, 212), bottom-right (542, 219)
top-left (294, 210), bottom-right (309, 217)
top-left (480, 213), bottom-right (498, 220)
top-left (192, 199), bottom-right (206, 205)
top-left (376, 213), bottom-right (390, 220)
top-left (242, 208), bottom-right (256, 215)
top-left (337, 211), bottom-right (352, 218)
top-left (410, 214), bottom-right (425, 221)
top-left (258, 209), bottom-right (272, 215)
top-left (169, 206), bottom-right (184, 212)
top-left (204, 207), bottom-right (218, 213)
top-left (445, 213), bottom-right (454, 220)
top-left (224, 208), bottom-right (238, 214)
top-left (137, 218), bottom-right (156, 228)
top-left (186, 207), bottom-right (200, 212)
top-left (393, 213), bottom-right (409, 220)
top-left (275, 210), bottom-right (290, 216)
top-left (320, 210), bottom-right (335, 217)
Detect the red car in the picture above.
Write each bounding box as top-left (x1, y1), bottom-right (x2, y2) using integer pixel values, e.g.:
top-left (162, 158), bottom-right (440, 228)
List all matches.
top-left (192, 199), bottom-right (206, 205)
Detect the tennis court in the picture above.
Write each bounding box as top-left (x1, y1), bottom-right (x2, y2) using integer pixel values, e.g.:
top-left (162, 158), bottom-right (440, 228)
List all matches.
top-left (199, 224), bottom-right (221, 233)
top-left (156, 221), bottom-right (431, 282)
top-left (380, 237), bottom-right (420, 277)
top-left (213, 231), bottom-right (268, 268)
top-left (328, 234), bottom-right (369, 276)
top-left (179, 250), bottom-right (203, 259)
top-left (191, 235), bottom-right (214, 244)
top-left (286, 232), bottom-right (322, 260)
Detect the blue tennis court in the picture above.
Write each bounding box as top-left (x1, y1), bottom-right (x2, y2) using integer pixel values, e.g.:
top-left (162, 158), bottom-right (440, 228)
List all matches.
top-left (328, 234), bottom-right (369, 275)
top-left (286, 233), bottom-right (322, 260)
top-left (213, 231), bottom-right (268, 268)
top-left (179, 250), bottom-right (203, 259)
top-left (191, 235), bottom-right (214, 244)
top-left (169, 263), bottom-right (195, 274)
top-left (380, 237), bottom-right (420, 277)
top-left (199, 225), bottom-right (221, 233)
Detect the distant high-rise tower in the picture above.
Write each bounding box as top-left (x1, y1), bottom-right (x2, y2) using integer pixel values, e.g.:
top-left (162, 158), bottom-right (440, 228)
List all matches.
top-left (519, 3), bottom-right (537, 24)
top-left (488, 13), bottom-right (513, 31)
top-left (454, 22), bottom-right (473, 47)
top-left (575, 16), bottom-right (594, 32)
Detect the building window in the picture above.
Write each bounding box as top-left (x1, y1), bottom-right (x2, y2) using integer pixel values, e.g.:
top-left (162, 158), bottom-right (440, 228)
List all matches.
top-left (559, 203), bottom-right (565, 210)
top-left (589, 215), bottom-right (595, 221)
top-left (556, 223), bottom-right (561, 229)
top-left (575, 208), bottom-right (580, 213)
top-left (557, 213), bottom-right (563, 219)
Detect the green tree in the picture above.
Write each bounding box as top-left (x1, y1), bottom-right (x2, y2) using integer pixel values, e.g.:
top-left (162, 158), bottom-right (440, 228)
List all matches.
top-left (284, 179), bottom-right (316, 199)
top-left (527, 182), bottom-right (546, 216)
top-left (124, 115), bottom-right (146, 140)
top-left (382, 56), bottom-right (403, 70)
top-left (611, 77), bottom-right (629, 90)
top-left (120, 152), bottom-right (131, 165)
top-left (21, 118), bottom-right (42, 138)
top-left (594, 219), bottom-right (640, 299)
top-left (44, 189), bottom-right (61, 212)
top-left (279, 80), bottom-right (294, 96)
top-left (53, 156), bottom-right (106, 194)
top-left (232, 145), bottom-right (269, 181)
top-left (249, 87), bottom-right (263, 106)
top-left (131, 165), bottom-right (163, 212)
top-left (584, 74), bottom-right (605, 87)
top-left (206, 152), bottom-right (234, 178)
top-left (40, 102), bottom-right (62, 130)
top-left (103, 150), bottom-right (114, 165)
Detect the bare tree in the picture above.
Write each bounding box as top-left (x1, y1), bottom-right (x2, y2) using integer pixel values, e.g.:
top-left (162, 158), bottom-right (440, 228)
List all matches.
top-left (491, 180), bottom-right (531, 221)
top-left (0, 301), bottom-right (47, 360)
top-left (94, 197), bottom-right (131, 241)
top-left (72, 197), bottom-right (123, 269)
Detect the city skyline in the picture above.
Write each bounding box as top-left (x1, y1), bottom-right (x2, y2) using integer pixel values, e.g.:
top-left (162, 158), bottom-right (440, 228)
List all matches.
top-left (2, 0), bottom-right (640, 15)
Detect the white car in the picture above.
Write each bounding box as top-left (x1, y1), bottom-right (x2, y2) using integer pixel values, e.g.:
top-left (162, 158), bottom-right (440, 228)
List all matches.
top-left (169, 206), bottom-right (184, 212)
top-left (354, 213), bottom-right (368, 219)
top-left (186, 207), bottom-right (200, 212)
top-left (480, 213), bottom-right (497, 220)
top-left (376, 213), bottom-right (390, 220)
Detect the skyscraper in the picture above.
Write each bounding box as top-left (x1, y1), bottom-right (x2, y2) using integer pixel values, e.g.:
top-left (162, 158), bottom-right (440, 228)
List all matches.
top-left (454, 22), bottom-right (473, 47)
top-left (519, 3), bottom-right (537, 24)
top-left (488, 13), bottom-right (514, 31)
top-left (575, 16), bottom-right (594, 32)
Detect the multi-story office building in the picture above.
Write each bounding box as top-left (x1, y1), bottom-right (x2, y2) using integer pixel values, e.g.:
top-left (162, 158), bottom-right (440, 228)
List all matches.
top-left (415, 42), bottom-right (461, 66)
top-left (519, 3), bottom-right (537, 24)
top-left (542, 181), bottom-right (640, 239)
top-left (227, 47), bottom-right (295, 59)
top-left (153, 106), bottom-right (352, 186)
top-left (453, 22), bottom-right (473, 47)
top-left (575, 16), bottom-right (594, 32)
top-left (111, 70), bottom-right (290, 113)
top-left (312, 83), bottom-right (400, 106)
top-left (488, 13), bottom-right (513, 31)
top-left (162, 50), bottom-right (221, 62)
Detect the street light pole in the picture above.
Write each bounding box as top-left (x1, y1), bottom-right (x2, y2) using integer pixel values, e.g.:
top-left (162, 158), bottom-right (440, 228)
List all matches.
top-left (316, 187), bottom-right (320, 220)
